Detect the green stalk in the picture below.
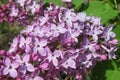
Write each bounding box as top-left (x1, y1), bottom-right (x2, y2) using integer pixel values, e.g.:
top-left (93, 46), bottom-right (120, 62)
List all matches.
top-left (85, 70), bottom-right (91, 80)
top-left (114, 0), bottom-right (117, 8)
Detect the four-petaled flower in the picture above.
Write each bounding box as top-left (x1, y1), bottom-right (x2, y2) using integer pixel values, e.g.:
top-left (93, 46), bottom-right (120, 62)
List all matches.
top-left (18, 54), bottom-right (35, 74)
top-left (33, 38), bottom-right (47, 56)
top-left (3, 58), bottom-right (19, 78)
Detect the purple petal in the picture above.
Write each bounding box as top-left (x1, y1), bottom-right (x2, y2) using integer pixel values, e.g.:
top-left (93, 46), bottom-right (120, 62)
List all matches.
top-left (54, 50), bottom-right (62, 57)
top-left (39, 63), bottom-right (49, 70)
top-left (11, 62), bottom-right (19, 68)
top-left (40, 40), bottom-right (47, 47)
top-left (38, 47), bottom-right (46, 56)
top-left (34, 76), bottom-right (44, 80)
top-left (68, 58), bottom-right (76, 68)
top-left (92, 35), bottom-right (98, 41)
top-left (26, 63), bottom-right (35, 72)
top-left (19, 36), bottom-right (25, 48)
top-left (9, 68), bottom-right (17, 78)
top-left (4, 58), bottom-right (11, 66)
top-left (52, 57), bottom-right (58, 66)
top-left (3, 67), bottom-right (9, 75)
top-left (26, 36), bottom-right (32, 44)
top-left (23, 54), bottom-right (30, 63)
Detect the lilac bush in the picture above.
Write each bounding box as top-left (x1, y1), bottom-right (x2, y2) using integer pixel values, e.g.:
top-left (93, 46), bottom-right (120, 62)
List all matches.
top-left (0, 0), bottom-right (118, 80)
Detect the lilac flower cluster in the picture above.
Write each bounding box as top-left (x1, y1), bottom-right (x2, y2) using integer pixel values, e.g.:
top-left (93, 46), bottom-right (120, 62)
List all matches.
top-left (0, 0), bottom-right (43, 25)
top-left (0, 1), bottom-right (118, 80)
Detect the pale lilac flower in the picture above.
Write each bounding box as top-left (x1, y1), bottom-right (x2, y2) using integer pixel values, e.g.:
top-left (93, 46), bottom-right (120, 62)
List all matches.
top-left (100, 54), bottom-right (107, 61)
top-left (104, 26), bottom-right (116, 41)
top-left (89, 25), bottom-right (103, 41)
top-left (19, 36), bottom-right (32, 53)
top-left (84, 39), bottom-right (96, 52)
top-left (9, 5), bottom-right (19, 17)
top-left (51, 23), bottom-right (66, 37)
top-left (18, 54), bottom-right (35, 73)
top-left (3, 58), bottom-right (19, 78)
top-left (39, 63), bottom-right (49, 70)
top-left (82, 54), bottom-right (98, 68)
top-left (27, 1), bottom-right (40, 14)
top-left (76, 12), bottom-right (86, 22)
top-left (90, 16), bottom-right (101, 25)
top-left (25, 76), bottom-right (44, 80)
top-left (47, 48), bottom-right (62, 66)
top-left (62, 57), bottom-right (76, 69)
top-left (21, 24), bottom-right (35, 34)
top-left (62, 10), bottom-right (76, 27)
top-left (39, 14), bottom-right (49, 26)
top-left (8, 36), bottom-right (19, 53)
top-left (16, 0), bottom-right (26, 7)
top-left (33, 38), bottom-right (47, 56)
top-left (62, 53), bottom-right (78, 69)
top-left (101, 45), bottom-right (117, 59)
top-left (109, 39), bottom-right (118, 45)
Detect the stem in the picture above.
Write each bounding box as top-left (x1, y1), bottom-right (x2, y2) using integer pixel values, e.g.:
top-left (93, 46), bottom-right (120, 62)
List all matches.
top-left (114, 0), bottom-right (117, 8)
top-left (65, 76), bottom-right (70, 80)
top-left (85, 70), bottom-right (91, 80)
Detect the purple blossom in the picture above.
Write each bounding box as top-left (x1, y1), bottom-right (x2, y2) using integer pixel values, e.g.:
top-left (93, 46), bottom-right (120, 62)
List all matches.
top-left (18, 54), bottom-right (35, 74)
top-left (3, 58), bottom-right (19, 78)
top-left (47, 48), bottom-right (62, 66)
top-left (19, 36), bottom-right (32, 53)
top-left (16, 0), bottom-right (26, 7)
top-left (8, 36), bottom-right (19, 53)
top-left (9, 5), bottom-right (19, 17)
top-left (104, 26), bottom-right (116, 41)
top-left (33, 38), bottom-right (47, 56)
top-left (27, 1), bottom-right (40, 14)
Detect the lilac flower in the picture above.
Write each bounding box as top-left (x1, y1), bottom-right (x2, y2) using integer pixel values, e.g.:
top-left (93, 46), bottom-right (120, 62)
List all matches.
top-left (89, 25), bottom-right (103, 41)
top-left (19, 36), bottom-right (32, 53)
top-left (16, 0), bottom-right (26, 7)
top-left (51, 23), bottom-right (66, 37)
top-left (101, 45), bottom-right (117, 59)
top-left (18, 54), bottom-right (35, 74)
top-left (8, 36), bottom-right (19, 53)
top-left (83, 38), bottom-right (96, 52)
top-left (39, 13), bottom-right (49, 26)
top-left (62, 9), bottom-right (76, 27)
top-left (82, 54), bottom-right (98, 68)
top-left (33, 38), bottom-right (47, 56)
top-left (3, 58), bottom-right (19, 78)
top-left (39, 63), bottom-right (49, 70)
top-left (104, 26), bottom-right (116, 41)
top-left (9, 5), bottom-right (19, 17)
top-left (47, 48), bottom-right (62, 66)
top-left (62, 57), bottom-right (76, 69)
top-left (76, 12), bottom-right (86, 22)
top-left (27, 1), bottom-right (40, 14)
top-left (62, 53), bottom-right (78, 69)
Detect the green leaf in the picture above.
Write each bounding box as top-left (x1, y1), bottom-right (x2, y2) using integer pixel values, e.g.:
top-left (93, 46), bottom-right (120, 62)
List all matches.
top-left (42, 0), bottom-right (84, 9)
top-left (72, 0), bottom-right (84, 9)
top-left (113, 25), bottom-right (120, 45)
top-left (91, 60), bottom-right (120, 80)
top-left (85, 1), bottom-right (118, 23)
top-left (42, 0), bottom-right (63, 6)
top-left (105, 70), bottom-right (120, 80)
